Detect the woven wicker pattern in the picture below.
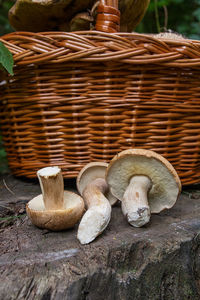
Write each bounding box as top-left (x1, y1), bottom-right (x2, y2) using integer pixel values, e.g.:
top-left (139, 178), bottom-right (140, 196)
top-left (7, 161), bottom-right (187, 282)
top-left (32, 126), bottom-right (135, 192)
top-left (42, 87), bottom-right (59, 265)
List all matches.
top-left (0, 30), bottom-right (200, 184)
top-left (96, 0), bottom-right (120, 32)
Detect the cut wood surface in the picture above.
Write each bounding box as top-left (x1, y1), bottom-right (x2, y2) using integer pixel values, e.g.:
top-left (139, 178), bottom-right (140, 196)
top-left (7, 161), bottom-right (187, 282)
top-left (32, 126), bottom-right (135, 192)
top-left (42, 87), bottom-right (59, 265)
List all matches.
top-left (1, 174), bottom-right (200, 299)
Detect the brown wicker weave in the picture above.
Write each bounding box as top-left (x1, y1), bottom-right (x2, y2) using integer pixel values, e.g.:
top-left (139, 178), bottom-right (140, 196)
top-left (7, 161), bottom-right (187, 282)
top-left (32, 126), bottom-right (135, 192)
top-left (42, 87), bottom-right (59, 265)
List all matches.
top-left (0, 0), bottom-right (200, 185)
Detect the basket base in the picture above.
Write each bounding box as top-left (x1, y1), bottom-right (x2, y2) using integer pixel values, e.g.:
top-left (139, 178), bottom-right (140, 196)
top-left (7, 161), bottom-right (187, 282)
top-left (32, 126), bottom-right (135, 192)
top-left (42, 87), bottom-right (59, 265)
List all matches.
top-left (7, 158), bottom-right (200, 186)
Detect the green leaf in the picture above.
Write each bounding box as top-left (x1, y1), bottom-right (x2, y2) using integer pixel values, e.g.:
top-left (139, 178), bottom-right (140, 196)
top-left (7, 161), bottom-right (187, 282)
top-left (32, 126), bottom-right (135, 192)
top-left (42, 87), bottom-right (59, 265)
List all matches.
top-left (0, 41), bottom-right (14, 75)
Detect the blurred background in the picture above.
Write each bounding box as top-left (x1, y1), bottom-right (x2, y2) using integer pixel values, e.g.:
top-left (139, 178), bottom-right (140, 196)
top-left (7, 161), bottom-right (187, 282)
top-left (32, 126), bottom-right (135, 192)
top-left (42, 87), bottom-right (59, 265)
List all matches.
top-left (136, 0), bottom-right (200, 40)
top-left (0, 0), bottom-right (200, 174)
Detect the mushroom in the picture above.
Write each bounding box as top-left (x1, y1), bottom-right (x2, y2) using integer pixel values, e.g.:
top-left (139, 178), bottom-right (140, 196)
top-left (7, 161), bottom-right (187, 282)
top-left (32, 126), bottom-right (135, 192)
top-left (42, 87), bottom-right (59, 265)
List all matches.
top-left (106, 149), bottom-right (181, 227)
top-left (76, 162), bottom-right (117, 244)
top-left (9, 0), bottom-right (150, 32)
top-left (8, 0), bottom-right (96, 32)
top-left (26, 166), bottom-right (84, 231)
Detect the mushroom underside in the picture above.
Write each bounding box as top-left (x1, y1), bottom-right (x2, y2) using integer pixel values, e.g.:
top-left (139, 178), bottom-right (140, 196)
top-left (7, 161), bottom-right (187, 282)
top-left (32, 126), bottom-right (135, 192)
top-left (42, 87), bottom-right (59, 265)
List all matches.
top-left (77, 162), bottom-right (118, 206)
top-left (107, 153), bottom-right (181, 213)
top-left (27, 191), bottom-right (84, 231)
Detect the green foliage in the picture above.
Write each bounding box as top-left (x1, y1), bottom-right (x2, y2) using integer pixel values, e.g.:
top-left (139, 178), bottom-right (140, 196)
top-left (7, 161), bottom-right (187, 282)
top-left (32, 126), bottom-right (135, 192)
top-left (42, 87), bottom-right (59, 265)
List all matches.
top-left (0, 41), bottom-right (14, 75)
top-left (136, 0), bottom-right (200, 40)
top-left (0, 0), bottom-right (14, 75)
top-left (0, 1), bottom-right (14, 174)
top-left (0, 0), bottom-right (14, 36)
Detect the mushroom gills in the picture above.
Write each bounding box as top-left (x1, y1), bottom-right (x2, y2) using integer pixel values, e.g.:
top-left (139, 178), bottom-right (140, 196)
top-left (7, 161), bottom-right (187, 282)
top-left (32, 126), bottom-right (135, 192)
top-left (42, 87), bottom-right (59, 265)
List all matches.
top-left (106, 149), bottom-right (181, 228)
top-left (26, 190), bottom-right (85, 231)
top-left (26, 166), bottom-right (84, 231)
top-left (28, 191), bottom-right (83, 212)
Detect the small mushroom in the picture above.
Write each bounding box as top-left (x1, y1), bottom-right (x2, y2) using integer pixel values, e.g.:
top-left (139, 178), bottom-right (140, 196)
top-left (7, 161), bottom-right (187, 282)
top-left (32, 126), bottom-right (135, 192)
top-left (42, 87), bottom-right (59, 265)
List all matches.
top-left (76, 162), bottom-right (117, 244)
top-left (26, 166), bottom-right (84, 231)
top-left (106, 149), bottom-right (181, 227)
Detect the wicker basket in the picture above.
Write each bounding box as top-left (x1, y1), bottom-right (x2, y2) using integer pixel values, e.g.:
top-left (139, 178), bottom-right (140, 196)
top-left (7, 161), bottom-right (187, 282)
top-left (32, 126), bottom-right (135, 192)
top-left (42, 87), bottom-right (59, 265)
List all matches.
top-left (0, 1), bottom-right (200, 185)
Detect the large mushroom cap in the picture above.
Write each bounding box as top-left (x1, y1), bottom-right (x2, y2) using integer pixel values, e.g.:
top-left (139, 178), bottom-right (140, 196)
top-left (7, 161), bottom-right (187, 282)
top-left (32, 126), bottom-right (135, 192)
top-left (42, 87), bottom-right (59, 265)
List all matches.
top-left (106, 149), bottom-right (181, 213)
top-left (26, 190), bottom-right (84, 231)
top-left (77, 161), bottom-right (117, 205)
top-left (9, 0), bottom-right (95, 32)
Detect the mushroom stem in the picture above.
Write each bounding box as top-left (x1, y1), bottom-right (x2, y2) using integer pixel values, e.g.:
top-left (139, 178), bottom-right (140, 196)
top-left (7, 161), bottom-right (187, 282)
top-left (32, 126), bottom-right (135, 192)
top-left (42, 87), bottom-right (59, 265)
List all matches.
top-left (37, 166), bottom-right (64, 210)
top-left (122, 175), bottom-right (152, 227)
top-left (77, 178), bottom-right (111, 244)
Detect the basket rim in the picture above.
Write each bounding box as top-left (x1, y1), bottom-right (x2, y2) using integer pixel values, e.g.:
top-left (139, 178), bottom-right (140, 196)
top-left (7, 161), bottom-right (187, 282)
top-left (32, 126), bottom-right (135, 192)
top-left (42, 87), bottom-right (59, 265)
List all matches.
top-left (0, 30), bottom-right (200, 68)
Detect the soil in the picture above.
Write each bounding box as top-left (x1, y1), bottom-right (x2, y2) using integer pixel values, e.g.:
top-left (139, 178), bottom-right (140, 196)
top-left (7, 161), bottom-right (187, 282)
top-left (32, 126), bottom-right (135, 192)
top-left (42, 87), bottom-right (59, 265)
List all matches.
top-left (1, 173), bottom-right (200, 299)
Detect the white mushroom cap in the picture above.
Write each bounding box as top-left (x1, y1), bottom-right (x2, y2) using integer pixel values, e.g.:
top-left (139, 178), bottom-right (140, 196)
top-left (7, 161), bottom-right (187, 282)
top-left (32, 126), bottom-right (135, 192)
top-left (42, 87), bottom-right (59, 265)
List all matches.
top-left (77, 161), bottom-right (117, 205)
top-left (106, 149), bottom-right (181, 213)
top-left (26, 191), bottom-right (84, 231)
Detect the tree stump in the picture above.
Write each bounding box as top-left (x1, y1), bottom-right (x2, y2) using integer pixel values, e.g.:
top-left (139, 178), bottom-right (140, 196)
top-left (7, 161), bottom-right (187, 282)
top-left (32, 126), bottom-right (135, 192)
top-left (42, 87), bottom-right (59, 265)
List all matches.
top-left (1, 174), bottom-right (200, 299)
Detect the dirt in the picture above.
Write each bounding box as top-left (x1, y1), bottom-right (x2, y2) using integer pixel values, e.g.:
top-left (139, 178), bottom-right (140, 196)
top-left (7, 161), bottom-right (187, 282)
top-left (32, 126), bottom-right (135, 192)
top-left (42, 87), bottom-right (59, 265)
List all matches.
top-left (1, 174), bottom-right (200, 299)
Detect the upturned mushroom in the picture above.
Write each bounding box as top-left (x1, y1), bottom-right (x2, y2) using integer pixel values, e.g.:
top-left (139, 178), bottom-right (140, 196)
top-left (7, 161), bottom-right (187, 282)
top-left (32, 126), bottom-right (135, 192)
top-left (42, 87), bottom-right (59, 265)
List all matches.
top-left (106, 149), bottom-right (181, 227)
top-left (26, 166), bottom-right (84, 231)
top-left (76, 162), bottom-right (117, 244)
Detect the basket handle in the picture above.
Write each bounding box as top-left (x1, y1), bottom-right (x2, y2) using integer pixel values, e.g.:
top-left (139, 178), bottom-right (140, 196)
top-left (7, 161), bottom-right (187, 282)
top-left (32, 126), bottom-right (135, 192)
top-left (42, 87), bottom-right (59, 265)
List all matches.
top-left (95, 0), bottom-right (120, 33)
